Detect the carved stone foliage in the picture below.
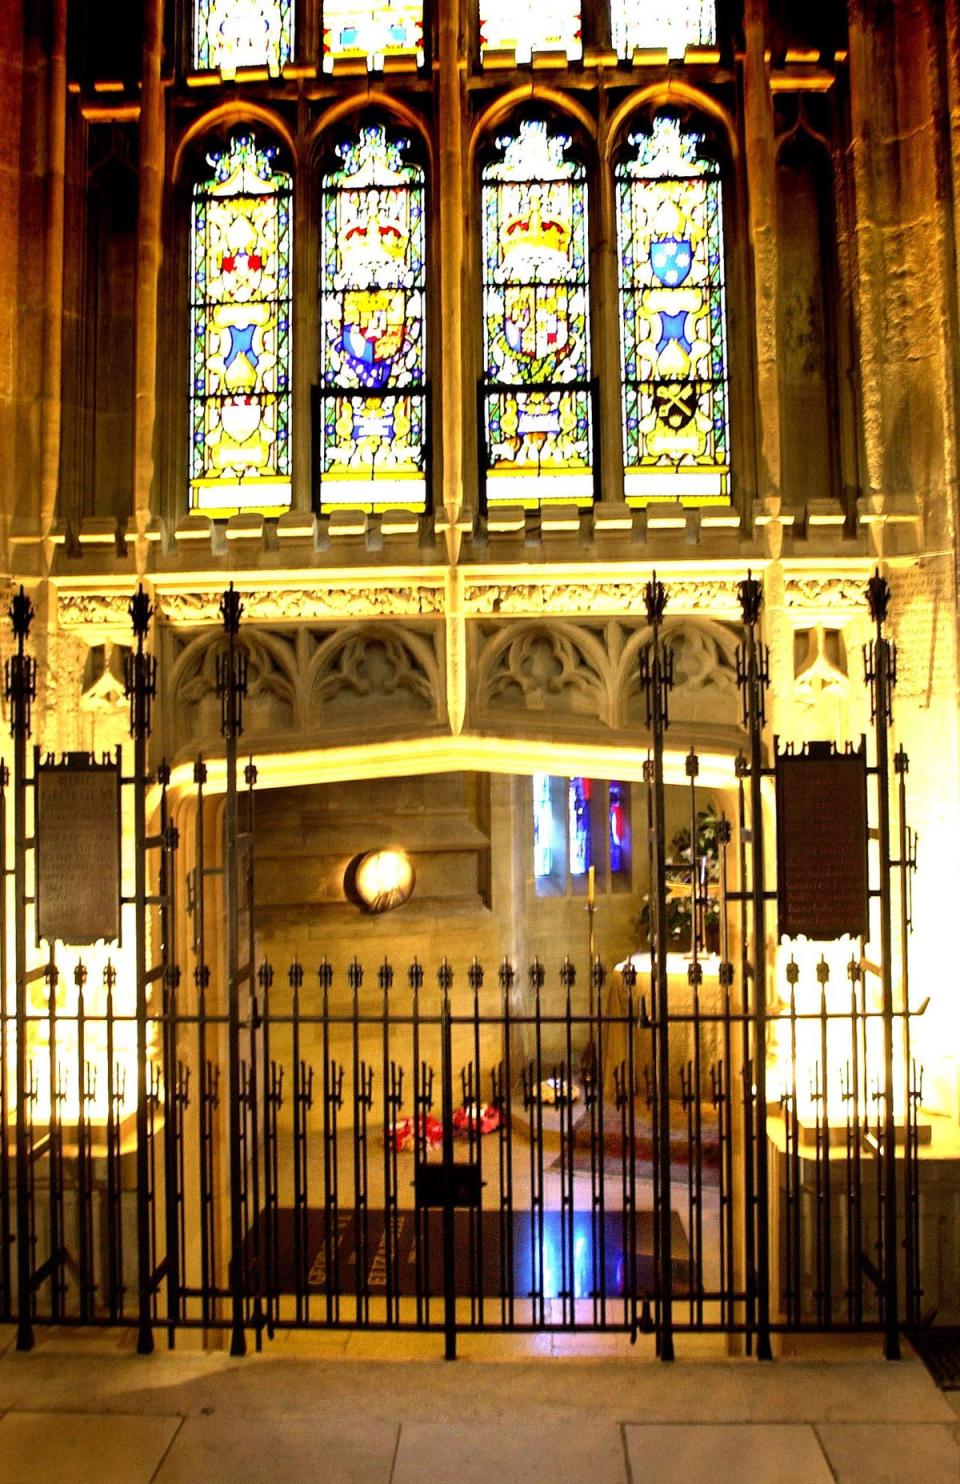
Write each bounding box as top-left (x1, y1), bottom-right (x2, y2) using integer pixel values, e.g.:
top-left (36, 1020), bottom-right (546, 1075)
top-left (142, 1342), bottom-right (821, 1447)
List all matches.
top-left (165, 621), bottom-right (442, 755)
top-left (57, 591), bottom-right (135, 634)
top-left (473, 617), bottom-right (742, 736)
top-left (784, 575), bottom-right (869, 613)
top-left (464, 577), bottom-right (743, 618)
top-left (158, 585), bottom-right (444, 626)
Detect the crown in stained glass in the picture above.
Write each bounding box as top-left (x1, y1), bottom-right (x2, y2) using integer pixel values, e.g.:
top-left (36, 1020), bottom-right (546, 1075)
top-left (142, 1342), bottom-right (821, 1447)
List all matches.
top-left (317, 124), bottom-right (427, 514)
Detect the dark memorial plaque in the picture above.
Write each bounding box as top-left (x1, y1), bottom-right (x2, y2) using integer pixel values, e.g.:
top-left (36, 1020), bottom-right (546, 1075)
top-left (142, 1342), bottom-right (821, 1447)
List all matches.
top-left (776, 742), bottom-right (869, 942)
top-left (36, 752), bottom-right (121, 945)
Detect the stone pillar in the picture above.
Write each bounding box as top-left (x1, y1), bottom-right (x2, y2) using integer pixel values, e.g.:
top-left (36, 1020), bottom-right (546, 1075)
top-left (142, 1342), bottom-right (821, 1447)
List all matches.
top-left (847, 0), bottom-right (960, 1119)
top-left (0, 0), bottom-right (24, 569)
top-left (439, 1), bottom-right (467, 738)
top-left (39, 0), bottom-right (67, 542)
top-left (132, 0), bottom-right (165, 546)
top-left (742, 0), bottom-right (780, 509)
top-left (437, 0), bottom-right (465, 555)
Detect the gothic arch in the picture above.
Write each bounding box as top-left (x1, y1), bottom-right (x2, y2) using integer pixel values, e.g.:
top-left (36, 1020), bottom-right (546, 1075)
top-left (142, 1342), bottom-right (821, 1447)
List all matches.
top-left (170, 626), bottom-right (299, 746)
top-left (468, 87), bottom-right (597, 165)
top-left (306, 622), bottom-right (443, 726)
top-left (172, 102), bottom-right (297, 183)
top-left (306, 93), bottom-right (433, 172)
top-left (474, 619), bottom-right (613, 728)
top-left (618, 616), bottom-right (740, 730)
top-left (605, 82), bottom-right (737, 166)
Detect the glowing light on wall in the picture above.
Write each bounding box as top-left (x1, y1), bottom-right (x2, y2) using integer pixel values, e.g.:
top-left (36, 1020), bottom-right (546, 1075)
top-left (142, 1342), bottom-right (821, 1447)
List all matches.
top-left (190, 133), bottom-right (292, 517)
top-left (347, 848), bottom-right (416, 912)
top-left (8, 929), bottom-right (142, 1126)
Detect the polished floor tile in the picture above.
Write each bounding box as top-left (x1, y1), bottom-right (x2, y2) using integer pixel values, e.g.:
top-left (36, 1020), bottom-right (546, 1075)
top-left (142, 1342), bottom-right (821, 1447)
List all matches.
top-left (624, 1422), bottom-right (835, 1484)
top-left (815, 1422), bottom-right (960, 1482)
top-left (393, 1420), bottom-right (628, 1484)
top-left (0, 1411), bottom-right (180, 1484)
top-left (153, 1413), bottom-right (398, 1484)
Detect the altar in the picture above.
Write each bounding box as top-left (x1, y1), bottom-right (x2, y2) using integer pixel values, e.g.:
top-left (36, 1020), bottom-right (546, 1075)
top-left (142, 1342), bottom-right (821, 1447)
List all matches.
top-left (602, 952), bottom-right (729, 1102)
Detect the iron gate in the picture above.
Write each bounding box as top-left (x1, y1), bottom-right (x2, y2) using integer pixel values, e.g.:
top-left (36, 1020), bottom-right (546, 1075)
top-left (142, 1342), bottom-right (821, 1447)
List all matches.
top-left (0, 573), bottom-right (926, 1360)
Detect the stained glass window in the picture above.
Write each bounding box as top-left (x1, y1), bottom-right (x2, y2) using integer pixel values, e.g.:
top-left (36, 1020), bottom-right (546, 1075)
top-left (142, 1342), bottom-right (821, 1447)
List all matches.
top-left (190, 133), bottom-right (292, 517)
top-left (323, 1), bottom-right (424, 71)
top-left (568, 777), bottom-right (591, 876)
top-left (318, 125), bottom-right (426, 512)
top-left (611, 0), bottom-right (715, 60)
top-left (616, 116), bottom-right (729, 504)
top-left (194, 0), bottom-right (293, 76)
top-left (534, 773), bottom-right (554, 877)
top-left (481, 119), bottom-right (593, 508)
top-left (609, 781), bottom-right (626, 872)
top-left (479, 0), bottom-right (582, 63)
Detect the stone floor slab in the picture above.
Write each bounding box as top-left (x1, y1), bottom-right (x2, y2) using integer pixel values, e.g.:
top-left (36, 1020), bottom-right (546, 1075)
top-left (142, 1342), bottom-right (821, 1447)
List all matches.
top-left (815, 1422), bottom-right (960, 1482)
top-left (0, 1411), bottom-right (180, 1484)
top-left (392, 1420), bottom-right (627, 1484)
top-left (153, 1413), bottom-right (398, 1484)
top-left (624, 1423), bottom-right (834, 1484)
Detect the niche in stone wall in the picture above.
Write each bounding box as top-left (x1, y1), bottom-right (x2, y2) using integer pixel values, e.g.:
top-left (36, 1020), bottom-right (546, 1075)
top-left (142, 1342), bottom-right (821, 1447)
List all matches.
top-left (59, 122), bottom-right (138, 529)
top-left (775, 131), bottom-right (840, 510)
top-left (252, 773), bottom-right (493, 934)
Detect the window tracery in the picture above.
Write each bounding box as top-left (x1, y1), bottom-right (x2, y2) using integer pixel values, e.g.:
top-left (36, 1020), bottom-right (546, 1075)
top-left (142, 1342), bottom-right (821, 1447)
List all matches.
top-left (615, 115), bottom-right (730, 505)
top-left (318, 124), bottom-right (427, 512)
top-left (189, 132), bottom-right (293, 516)
top-left (481, 119), bottom-right (593, 509)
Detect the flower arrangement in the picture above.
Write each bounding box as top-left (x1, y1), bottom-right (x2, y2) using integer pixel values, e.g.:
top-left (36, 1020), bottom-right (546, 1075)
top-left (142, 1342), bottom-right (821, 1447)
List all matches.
top-left (636, 803), bottom-right (722, 953)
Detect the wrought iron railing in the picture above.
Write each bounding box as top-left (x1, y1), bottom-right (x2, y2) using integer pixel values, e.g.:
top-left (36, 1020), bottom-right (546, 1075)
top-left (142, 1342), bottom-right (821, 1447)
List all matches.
top-left (0, 571), bottom-right (927, 1360)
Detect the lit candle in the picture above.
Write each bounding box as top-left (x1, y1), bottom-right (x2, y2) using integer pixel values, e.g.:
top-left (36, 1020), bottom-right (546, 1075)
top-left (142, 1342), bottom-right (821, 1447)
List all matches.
top-left (587, 864), bottom-right (595, 908)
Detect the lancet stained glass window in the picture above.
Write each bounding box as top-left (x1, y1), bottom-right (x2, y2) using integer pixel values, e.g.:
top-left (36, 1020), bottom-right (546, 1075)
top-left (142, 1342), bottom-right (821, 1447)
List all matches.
top-left (481, 119), bottom-right (593, 507)
top-left (323, 1), bottom-right (424, 71)
top-left (479, 0), bottom-right (582, 63)
top-left (611, 0), bottom-right (716, 60)
top-left (609, 781), bottom-right (626, 872)
top-left (534, 773), bottom-right (554, 878)
top-left (616, 117), bottom-right (730, 504)
top-left (568, 777), bottom-right (592, 876)
top-left (318, 125), bottom-right (426, 512)
top-left (190, 133), bottom-right (292, 517)
top-left (194, 0), bottom-right (293, 76)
